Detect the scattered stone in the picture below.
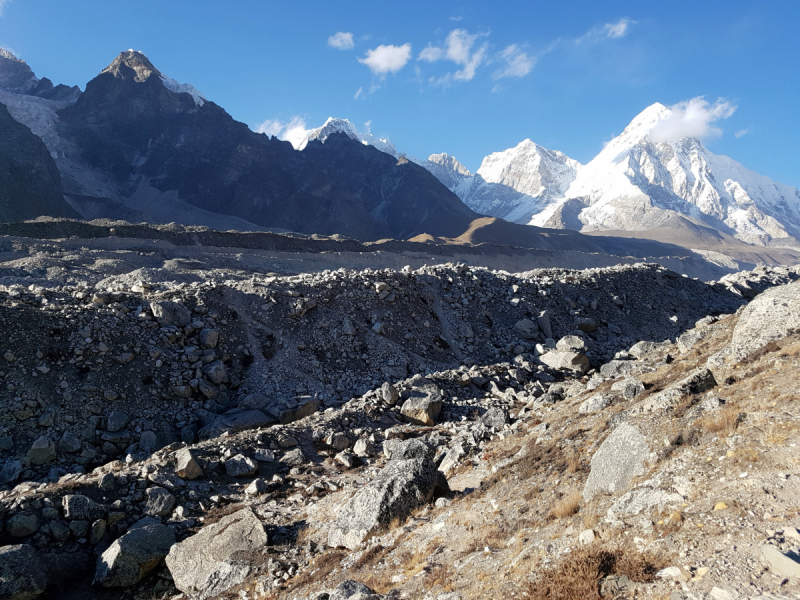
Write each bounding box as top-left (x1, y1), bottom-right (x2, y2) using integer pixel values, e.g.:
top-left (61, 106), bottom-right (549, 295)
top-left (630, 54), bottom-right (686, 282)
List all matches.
top-left (144, 487), bottom-right (176, 518)
top-left (6, 513), bottom-right (39, 537)
top-left (150, 301), bottom-right (191, 327)
top-left (224, 455), bottom-right (258, 478)
top-left (62, 495), bottom-right (105, 521)
top-left (0, 544), bottom-right (48, 599)
top-left (174, 448), bottom-right (203, 480)
top-left (106, 410), bottom-right (130, 433)
top-left (578, 529), bottom-right (596, 545)
top-left (27, 436), bottom-right (56, 466)
top-left (165, 508), bottom-right (267, 599)
top-left (579, 393), bottom-right (613, 414)
top-left (400, 384), bottom-right (443, 426)
top-left (94, 518), bottom-right (176, 587)
top-left (245, 479), bottom-right (269, 496)
top-left (513, 319), bottom-right (539, 340)
top-left (761, 545), bottom-right (800, 579)
top-left (583, 424), bottom-right (649, 501)
top-left (539, 351), bottom-right (590, 375)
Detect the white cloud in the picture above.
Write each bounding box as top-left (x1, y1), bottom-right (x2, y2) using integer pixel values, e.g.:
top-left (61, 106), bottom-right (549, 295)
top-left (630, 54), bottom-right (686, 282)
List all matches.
top-left (577, 18), bottom-right (635, 44)
top-left (364, 120), bottom-right (372, 133)
top-left (255, 116), bottom-right (309, 149)
top-left (604, 18), bottom-right (632, 39)
top-left (418, 29), bottom-right (488, 83)
top-left (354, 86), bottom-right (364, 100)
top-left (328, 32), bottom-right (355, 50)
top-left (418, 45), bottom-right (444, 62)
top-left (493, 44), bottom-right (535, 79)
top-left (734, 128), bottom-right (750, 139)
top-left (450, 16), bottom-right (463, 21)
top-left (649, 97), bottom-right (737, 142)
top-left (358, 43), bottom-right (412, 75)
top-left (0, 0), bottom-right (11, 16)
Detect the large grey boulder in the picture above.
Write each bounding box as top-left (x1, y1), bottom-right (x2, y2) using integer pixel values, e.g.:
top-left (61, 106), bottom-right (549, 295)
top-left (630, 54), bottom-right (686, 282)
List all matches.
top-left (329, 580), bottom-right (377, 600)
top-left (27, 436), bottom-right (56, 466)
top-left (635, 368), bottom-right (716, 413)
top-left (400, 383), bottom-right (443, 426)
top-left (0, 544), bottom-right (48, 599)
top-left (539, 351), bottom-right (590, 375)
top-left (94, 518), bottom-right (175, 587)
top-left (383, 438), bottom-right (434, 461)
top-left (165, 508), bottom-right (267, 599)
top-left (327, 457), bottom-right (437, 549)
top-left (174, 448), bottom-right (203, 480)
top-left (62, 495), bottom-right (105, 521)
top-left (730, 281), bottom-right (800, 361)
top-left (150, 301), bottom-right (191, 327)
top-left (144, 487), bottom-right (176, 518)
top-left (513, 319), bottom-right (539, 340)
top-left (198, 409), bottom-right (274, 440)
top-left (583, 424), bottom-right (650, 501)
top-left (224, 454), bottom-right (258, 478)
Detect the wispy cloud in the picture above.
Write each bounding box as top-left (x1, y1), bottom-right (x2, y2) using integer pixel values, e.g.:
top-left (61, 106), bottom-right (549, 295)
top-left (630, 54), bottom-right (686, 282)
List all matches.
top-left (354, 86), bottom-right (364, 100)
top-left (255, 116), bottom-right (309, 149)
top-left (449, 16), bottom-right (463, 22)
top-left (493, 45), bottom-right (535, 79)
top-left (358, 43), bottom-right (412, 75)
top-left (328, 32), bottom-right (354, 50)
top-left (577, 18), bottom-right (635, 44)
top-left (734, 128), bottom-right (750, 139)
top-left (649, 97), bottom-right (737, 142)
top-left (418, 29), bottom-right (489, 84)
top-left (0, 0), bottom-right (11, 17)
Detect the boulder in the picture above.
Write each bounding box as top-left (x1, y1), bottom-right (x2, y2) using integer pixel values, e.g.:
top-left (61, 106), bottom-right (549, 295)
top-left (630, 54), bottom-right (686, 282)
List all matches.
top-left (578, 393), bottom-right (613, 414)
top-left (224, 455), bottom-right (258, 478)
top-left (330, 580), bottom-right (377, 600)
top-left (556, 335), bottom-right (586, 352)
top-left (94, 518), bottom-right (176, 587)
top-left (583, 424), bottom-right (650, 501)
top-left (400, 384), bottom-right (443, 426)
top-left (202, 360), bottom-right (228, 385)
top-left (57, 431), bottom-right (82, 454)
top-left (513, 319), bottom-right (539, 340)
top-left (165, 508), bottom-right (267, 599)
top-left (635, 368), bottom-right (716, 413)
top-left (327, 457), bottom-right (437, 549)
top-left (611, 378), bottom-right (645, 400)
top-left (144, 487), bottom-right (176, 518)
top-left (383, 438), bottom-right (434, 461)
top-left (280, 448), bottom-right (306, 466)
top-left (279, 397), bottom-right (319, 424)
top-left (599, 360), bottom-right (637, 378)
top-left (480, 406), bottom-right (509, 429)
top-left (106, 411), bottom-right (130, 433)
top-left (62, 495), bottom-right (105, 521)
top-left (198, 329), bottom-right (219, 349)
top-left (628, 341), bottom-right (662, 359)
top-left (150, 301), bottom-right (191, 327)
top-left (6, 513), bottom-right (39, 537)
top-left (174, 448), bottom-right (203, 480)
top-left (198, 409), bottom-right (274, 440)
top-left (539, 351), bottom-right (590, 375)
top-left (730, 281), bottom-right (800, 361)
top-left (761, 545), bottom-right (800, 579)
top-left (380, 382), bottom-right (399, 405)
top-left (575, 317), bottom-right (597, 333)
top-left (0, 460), bottom-right (22, 486)
top-left (27, 436), bottom-right (56, 466)
top-left (606, 486), bottom-right (684, 520)
top-left (0, 544), bottom-right (48, 599)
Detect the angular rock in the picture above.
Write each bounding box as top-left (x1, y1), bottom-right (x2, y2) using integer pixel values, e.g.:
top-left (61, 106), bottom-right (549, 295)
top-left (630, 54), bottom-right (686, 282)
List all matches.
top-left (6, 513), bottom-right (39, 537)
top-left (0, 460), bottom-right (22, 486)
top-left (27, 436), bottom-right (56, 466)
top-left (94, 518), bottom-right (176, 587)
top-left (327, 432), bottom-right (351, 451)
top-left (199, 409), bottom-right (273, 440)
top-left (144, 487), bottom-right (176, 518)
top-left (280, 448), bottom-right (306, 466)
top-left (353, 438), bottom-right (374, 458)
top-left (583, 424), bottom-right (649, 501)
top-left (611, 378), bottom-right (645, 400)
top-left (202, 360), bottom-right (228, 385)
top-left (513, 319), bottom-right (539, 340)
top-left (62, 495), bottom-right (105, 521)
top-left (556, 335), bottom-right (586, 352)
top-left (575, 317), bottom-right (597, 333)
top-left (330, 580), bottom-right (377, 600)
top-left (380, 382), bottom-right (399, 405)
top-left (0, 544), bottom-right (48, 599)
top-left (599, 360), bottom-right (637, 378)
top-left (165, 508), bottom-right (267, 599)
top-left (730, 281), bottom-right (800, 361)
top-left (628, 341), bottom-right (662, 359)
top-left (106, 410), bottom-right (130, 433)
top-left (635, 368), bottom-right (717, 413)
top-left (607, 486), bottom-right (684, 519)
top-left (579, 393), bottom-right (613, 414)
top-left (400, 384), bottom-right (443, 426)
top-left (762, 545), bottom-right (800, 579)
top-left (245, 479), bottom-right (268, 496)
top-left (327, 457), bottom-right (437, 549)
top-left (150, 301), bottom-right (191, 327)
top-left (57, 431), bottom-right (82, 454)
top-left (539, 351), bottom-right (590, 375)
top-left (198, 329), bottom-right (219, 349)
top-left (383, 438), bottom-right (434, 461)
top-left (480, 406), bottom-right (509, 429)
top-left (280, 397), bottom-right (319, 424)
top-left (174, 448), bottom-right (203, 480)
top-left (225, 454), bottom-right (258, 477)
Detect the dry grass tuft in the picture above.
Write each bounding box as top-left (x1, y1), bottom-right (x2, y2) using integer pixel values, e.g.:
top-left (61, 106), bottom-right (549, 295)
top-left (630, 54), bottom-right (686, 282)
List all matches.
top-left (699, 404), bottom-right (740, 437)
top-left (526, 544), bottom-right (666, 599)
top-left (550, 491), bottom-right (582, 520)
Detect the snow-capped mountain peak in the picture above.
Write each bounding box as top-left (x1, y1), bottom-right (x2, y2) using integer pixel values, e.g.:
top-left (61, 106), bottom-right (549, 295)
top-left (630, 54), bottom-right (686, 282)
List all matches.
top-left (296, 117), bottom-right (400, 157)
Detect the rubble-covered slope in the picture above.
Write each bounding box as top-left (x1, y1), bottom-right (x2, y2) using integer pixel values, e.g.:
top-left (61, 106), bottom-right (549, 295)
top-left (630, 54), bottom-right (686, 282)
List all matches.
top-left (0, 241), bottom-right (799, 599)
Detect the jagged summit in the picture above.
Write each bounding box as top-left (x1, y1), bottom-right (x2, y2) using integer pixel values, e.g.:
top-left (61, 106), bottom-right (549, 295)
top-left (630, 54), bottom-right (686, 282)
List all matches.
top-left (427, 153), bottom-right (472, 177)
top-left (101, 49), bottom-right (160, 82)
top-left (0, 47), bottom-right (22, 61)
top-left (0, 47), bottom-right (80, 100)
top-left (296, 117), bottom-right (400, 157)
top-left (94, 50), bottom-right (205, 105)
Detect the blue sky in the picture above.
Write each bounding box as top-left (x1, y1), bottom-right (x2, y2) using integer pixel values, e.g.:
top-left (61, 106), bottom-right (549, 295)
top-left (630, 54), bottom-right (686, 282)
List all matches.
top-left (1, 0), bottom-right (798, 187)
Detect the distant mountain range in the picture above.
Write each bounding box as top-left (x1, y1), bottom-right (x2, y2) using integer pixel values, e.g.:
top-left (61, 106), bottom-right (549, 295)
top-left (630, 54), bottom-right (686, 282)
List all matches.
top-left (0, 48), bottom-right (799, 272)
